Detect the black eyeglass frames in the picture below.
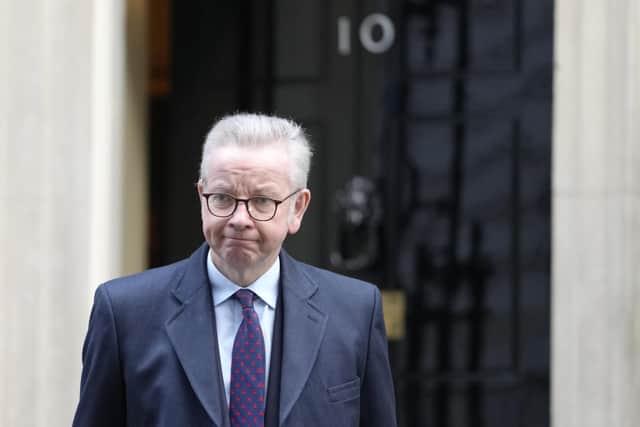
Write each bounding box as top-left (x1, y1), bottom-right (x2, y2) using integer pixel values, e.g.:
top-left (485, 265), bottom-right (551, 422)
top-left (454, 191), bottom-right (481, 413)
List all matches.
top-left (201, 189), bottom-right (302, 221)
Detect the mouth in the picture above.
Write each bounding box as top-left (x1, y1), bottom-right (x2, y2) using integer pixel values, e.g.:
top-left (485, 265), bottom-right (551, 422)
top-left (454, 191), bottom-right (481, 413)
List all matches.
top-left (225, 236), bottom-right (256, 243)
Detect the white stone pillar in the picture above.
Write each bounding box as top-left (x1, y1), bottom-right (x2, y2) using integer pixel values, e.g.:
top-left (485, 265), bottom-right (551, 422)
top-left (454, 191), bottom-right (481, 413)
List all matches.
top-left (553, 1), bottom-right (640, 426)
top-left (0, 1), bottom-right (147, 426)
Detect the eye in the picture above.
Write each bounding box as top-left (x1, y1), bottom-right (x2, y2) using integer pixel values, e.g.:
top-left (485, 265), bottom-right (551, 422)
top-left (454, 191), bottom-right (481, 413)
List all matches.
top-left (209, 193), bottom-right (234, 205)
top-left (252, 196), bottom-right (272, 206)
top-left (249, 196), bottom-right (276, 214)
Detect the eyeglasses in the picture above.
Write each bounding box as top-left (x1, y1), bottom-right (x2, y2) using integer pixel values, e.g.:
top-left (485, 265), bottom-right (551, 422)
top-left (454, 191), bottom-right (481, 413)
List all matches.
top-left (201, 189), bottom-right (302, 221)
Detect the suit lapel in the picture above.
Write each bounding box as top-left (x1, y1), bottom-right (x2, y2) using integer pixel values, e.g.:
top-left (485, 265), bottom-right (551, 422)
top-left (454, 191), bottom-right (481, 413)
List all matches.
top-left (278, 252), bottom-right (328, 425)
top-left (166, 244), bottom-right (228, 427)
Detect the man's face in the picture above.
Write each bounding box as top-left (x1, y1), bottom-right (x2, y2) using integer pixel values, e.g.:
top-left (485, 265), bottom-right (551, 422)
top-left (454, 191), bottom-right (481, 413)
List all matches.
top-left (197, 143), bottom-right (310, 286)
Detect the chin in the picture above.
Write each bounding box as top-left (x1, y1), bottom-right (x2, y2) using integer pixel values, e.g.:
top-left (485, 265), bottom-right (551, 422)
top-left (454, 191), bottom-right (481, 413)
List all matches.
top-left (221, 248), bottom-right (256, 267)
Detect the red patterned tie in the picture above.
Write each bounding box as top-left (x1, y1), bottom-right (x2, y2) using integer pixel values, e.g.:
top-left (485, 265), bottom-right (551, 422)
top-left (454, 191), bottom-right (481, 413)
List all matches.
top-left (229, 290), bottom-right (266, 427)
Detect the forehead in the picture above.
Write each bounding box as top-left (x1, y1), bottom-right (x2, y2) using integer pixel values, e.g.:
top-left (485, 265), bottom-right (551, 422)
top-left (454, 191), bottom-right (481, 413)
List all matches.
top-left (204, 144), bottom-right (290, 188)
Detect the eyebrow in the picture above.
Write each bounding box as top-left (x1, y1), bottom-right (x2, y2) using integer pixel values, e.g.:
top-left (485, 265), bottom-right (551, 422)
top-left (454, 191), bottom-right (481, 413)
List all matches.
top-left (253, 184), bottom-right (279, 193)
top-left (203, 180), bottom-right (232, 192)
top-left (204, 181), bottom-right (281, 196)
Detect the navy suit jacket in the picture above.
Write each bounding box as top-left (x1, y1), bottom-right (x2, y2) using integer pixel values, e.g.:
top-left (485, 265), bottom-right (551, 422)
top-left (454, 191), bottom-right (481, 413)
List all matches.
top-left (73, 243), bottom-right (397, 427)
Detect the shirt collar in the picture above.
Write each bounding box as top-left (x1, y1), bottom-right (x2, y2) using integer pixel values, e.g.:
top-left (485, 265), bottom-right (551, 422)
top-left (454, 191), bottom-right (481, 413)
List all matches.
top-left (206, 249), bottom-right (279, 309)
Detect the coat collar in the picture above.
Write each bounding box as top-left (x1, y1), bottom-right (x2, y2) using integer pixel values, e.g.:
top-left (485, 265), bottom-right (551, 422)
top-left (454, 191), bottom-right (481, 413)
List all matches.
top-left (166, 243), bottom-right (229, 427)
top-left (278, 250), bottom-right (327, 425)
top-left (169, 242), bottom-right (210, 304)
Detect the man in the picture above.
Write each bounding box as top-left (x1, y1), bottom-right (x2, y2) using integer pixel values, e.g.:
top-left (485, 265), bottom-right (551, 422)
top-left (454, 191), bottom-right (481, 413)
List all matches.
top-left (73, 113), bottom-right (397, 427)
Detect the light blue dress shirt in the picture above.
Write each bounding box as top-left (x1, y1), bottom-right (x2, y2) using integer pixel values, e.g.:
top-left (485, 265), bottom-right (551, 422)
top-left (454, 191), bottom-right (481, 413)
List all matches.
top-left (206, 250), bottom-right (279, 407)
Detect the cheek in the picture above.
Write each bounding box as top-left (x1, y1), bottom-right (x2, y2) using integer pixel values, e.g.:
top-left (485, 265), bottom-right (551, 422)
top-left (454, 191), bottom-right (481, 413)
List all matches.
top-left (259, 222), bottom-right (288, 245)
top-left (201, 214), bottom-right (222, 238)
top-left (200, 201), bottom-right (210, 224)
top-left (279, 220), bottom-right (294, 241)
top-left (201, 217), bottom-right (212, 239)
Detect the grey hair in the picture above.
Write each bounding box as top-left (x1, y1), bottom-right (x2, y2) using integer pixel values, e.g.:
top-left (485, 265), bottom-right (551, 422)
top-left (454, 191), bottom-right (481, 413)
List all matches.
top-left (199, 113), bottom-right (313, 189)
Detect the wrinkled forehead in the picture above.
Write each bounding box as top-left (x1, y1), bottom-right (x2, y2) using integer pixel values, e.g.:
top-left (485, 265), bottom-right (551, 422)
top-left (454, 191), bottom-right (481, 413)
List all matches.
top-left (202, 144), bottom-right (292, 189)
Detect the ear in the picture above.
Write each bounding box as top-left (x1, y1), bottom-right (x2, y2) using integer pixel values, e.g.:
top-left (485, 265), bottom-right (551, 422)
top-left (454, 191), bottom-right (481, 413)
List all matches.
top-left (287, 189), bottom-right (311, 234)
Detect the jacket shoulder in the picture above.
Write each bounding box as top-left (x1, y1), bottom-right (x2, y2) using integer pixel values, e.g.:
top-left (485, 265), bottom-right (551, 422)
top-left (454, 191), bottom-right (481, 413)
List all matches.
top-left (293, 258), bottom-right (379, 300)
top-left (98, 258), bottom-right (189, 302)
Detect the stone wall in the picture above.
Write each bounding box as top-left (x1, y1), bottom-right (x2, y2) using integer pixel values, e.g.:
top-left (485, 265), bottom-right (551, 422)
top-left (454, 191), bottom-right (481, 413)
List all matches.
top-left (0, 1), bottom-right (147, 426)
top-left (553, 1), bottom-right (640, 426)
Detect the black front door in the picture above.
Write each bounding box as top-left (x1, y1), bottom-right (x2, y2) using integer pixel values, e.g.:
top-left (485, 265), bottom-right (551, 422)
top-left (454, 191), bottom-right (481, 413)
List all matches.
top-left (150, 1), bottom-right (552, 425)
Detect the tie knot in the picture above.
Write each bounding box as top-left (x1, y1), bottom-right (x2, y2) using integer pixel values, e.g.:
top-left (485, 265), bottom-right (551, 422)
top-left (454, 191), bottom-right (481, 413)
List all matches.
top-left (234, 289), bottom-right (255, 309)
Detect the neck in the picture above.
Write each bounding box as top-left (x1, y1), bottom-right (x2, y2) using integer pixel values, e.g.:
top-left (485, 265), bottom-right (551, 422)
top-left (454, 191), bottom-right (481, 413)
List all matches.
top-left (223, 270), bottom-right (260, 287)
top-left (211, 253), bottom-right (278, 287)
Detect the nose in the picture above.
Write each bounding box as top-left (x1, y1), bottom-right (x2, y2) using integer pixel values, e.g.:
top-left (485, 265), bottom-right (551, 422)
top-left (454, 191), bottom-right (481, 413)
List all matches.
top-left (227, 200), bottom-right (254, 228)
